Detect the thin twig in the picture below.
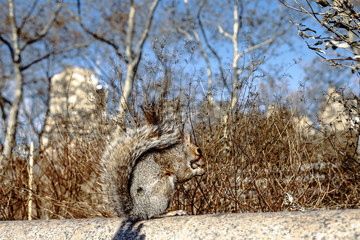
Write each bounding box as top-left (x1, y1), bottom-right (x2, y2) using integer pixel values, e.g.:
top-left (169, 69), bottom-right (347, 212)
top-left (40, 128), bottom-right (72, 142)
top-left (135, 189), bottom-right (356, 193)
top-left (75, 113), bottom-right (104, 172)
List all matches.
top-left (28, 141), bottom-right (34, 220)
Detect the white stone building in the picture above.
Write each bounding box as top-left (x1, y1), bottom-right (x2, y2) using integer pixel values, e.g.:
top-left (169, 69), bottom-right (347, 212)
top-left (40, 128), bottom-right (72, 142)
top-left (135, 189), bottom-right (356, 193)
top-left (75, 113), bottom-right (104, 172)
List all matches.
top-left (319, 86), bottom-right (359, 133)
top-left (41, 66), bottom-right (105, 148)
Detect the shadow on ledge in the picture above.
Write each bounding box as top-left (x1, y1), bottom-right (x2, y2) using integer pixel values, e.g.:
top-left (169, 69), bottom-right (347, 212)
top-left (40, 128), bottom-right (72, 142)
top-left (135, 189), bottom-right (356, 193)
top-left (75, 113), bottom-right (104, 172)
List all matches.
top-left (113, 219), bottom-right (145, 240)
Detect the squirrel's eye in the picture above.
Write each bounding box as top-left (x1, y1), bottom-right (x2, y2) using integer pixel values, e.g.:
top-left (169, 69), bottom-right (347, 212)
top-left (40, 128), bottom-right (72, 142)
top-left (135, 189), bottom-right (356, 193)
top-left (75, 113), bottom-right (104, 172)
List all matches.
top-left (196, 148), bottom-right (202, 155)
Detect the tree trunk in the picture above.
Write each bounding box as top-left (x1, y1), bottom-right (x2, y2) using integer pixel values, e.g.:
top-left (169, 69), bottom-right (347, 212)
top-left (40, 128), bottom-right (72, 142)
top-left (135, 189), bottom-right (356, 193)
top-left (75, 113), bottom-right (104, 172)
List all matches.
top-left (2, 63), bottom-right (22, 162)
top-left (118, 62), bottom-right (136, 121)
top-left (117, 0), bottom-right (159, 122)
top-left (0, 0), bottom-right (23, 168)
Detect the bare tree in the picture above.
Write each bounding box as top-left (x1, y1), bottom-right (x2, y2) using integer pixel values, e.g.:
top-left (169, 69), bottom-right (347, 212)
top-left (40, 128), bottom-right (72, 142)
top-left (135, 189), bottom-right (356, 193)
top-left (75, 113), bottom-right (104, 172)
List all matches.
top-left (280, 0), bottom-right (360, 161)
top-left (171, 0), bottom-right (292, 112)
top-left (0, 0), bottom-right (61, 166)
top-left (0, 0), bottom-right (87, 168)
top-left (183, 0), bottom-right (217, 108)
top-left (280, 0), bottom-right (360, 72)
top-left (217, 0), bottom-right (289, 110)
top-left (76, 0), bottom-right (160, 124)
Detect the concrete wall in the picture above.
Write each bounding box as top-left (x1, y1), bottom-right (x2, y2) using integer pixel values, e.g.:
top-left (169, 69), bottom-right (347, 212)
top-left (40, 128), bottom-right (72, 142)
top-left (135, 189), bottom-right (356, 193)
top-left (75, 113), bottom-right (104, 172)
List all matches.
top-left (0, 210), bottom-right (359, 239)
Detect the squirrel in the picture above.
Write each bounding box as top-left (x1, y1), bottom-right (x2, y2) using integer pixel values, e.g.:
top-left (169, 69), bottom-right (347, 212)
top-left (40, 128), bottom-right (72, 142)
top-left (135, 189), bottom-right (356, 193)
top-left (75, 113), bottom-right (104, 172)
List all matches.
top-left (99, 105), bottom-right (205, 220)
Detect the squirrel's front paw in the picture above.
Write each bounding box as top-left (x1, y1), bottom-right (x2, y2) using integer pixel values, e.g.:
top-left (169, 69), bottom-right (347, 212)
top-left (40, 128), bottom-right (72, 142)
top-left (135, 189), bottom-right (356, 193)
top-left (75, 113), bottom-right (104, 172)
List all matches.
top-left (163, 210), bottom-right (188, 217)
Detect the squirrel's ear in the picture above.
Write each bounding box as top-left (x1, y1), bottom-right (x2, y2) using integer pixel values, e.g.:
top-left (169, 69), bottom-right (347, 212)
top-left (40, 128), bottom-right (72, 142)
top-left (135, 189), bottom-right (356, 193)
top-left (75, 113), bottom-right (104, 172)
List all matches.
top-left (184, 134), bottom-right (191, 144)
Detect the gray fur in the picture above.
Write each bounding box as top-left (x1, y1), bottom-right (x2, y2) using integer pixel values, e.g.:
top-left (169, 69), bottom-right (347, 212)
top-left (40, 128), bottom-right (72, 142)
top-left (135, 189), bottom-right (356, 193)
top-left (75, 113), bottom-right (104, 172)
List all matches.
top-left (100, 113), bottom-right (205, 220)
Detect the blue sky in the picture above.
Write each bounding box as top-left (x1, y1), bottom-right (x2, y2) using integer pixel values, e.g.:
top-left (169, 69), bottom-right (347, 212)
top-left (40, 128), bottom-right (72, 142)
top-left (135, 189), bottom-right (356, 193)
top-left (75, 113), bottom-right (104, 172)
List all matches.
top-left (4, 0), bottom-right (358, 109)
top-left (2, 0), bottom-right (360, 145)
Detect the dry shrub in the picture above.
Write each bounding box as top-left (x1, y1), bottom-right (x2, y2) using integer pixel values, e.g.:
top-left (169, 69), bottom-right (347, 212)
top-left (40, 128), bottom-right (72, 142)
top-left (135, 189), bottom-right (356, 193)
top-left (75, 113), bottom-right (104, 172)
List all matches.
top-left (1, 84), bottom-right (359, 220)
top-left (0, 147), bottom-right (29, 220)
top-left (35, 134), bottom-right (105, 219)
top-left (171, 98), bottom-right (360, 215)
top-left (0, 111), bottom-right (113, 220)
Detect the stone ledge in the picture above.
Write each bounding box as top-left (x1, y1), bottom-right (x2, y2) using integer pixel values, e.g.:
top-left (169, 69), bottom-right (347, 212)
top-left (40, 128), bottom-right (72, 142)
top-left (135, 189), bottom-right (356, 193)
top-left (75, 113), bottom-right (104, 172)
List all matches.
top-left (0, 209), bottom-right (359, 239)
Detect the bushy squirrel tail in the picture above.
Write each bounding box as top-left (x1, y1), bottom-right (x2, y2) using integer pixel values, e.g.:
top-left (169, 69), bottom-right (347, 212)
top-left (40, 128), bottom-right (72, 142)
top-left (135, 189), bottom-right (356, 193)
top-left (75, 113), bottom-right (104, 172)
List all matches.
top-left (100, 109), bottom-right (181, 216)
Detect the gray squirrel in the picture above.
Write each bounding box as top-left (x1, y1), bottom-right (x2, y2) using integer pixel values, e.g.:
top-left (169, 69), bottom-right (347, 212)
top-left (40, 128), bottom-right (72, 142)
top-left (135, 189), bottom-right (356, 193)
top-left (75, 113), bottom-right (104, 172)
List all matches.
top-left (100, 106), bottom-right (205, 220)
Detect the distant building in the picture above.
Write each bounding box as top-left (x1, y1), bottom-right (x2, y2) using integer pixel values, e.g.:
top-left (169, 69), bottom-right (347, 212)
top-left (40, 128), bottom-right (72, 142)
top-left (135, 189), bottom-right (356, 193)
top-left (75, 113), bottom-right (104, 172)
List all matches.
top-left (319, 86), bottom-right (359, 133)
top-left (41, 67), bottom-right (106, 148)
top-left (292, 115), bottom-right (315, 136)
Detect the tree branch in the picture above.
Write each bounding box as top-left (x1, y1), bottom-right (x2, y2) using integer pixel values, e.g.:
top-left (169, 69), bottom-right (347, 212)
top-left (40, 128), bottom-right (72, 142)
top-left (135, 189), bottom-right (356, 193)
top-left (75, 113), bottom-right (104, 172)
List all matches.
top-left (0, 34), bottom-right (15, 61)
top-left (176, 27), bottom-right (193, 40)
top-left (126, 0), bottom-right (136, 60)
top-left (197, 0), bottom-right (227, 92)
top-left (20, 42), bottom-right (89, 71)
top-left (20, 0), bottom-right (63, 52)
top-left (76, 0), bottom-right (126, 61)
top-left (184, 0), bottom-right (212, 91)
top-left (237, 33), bottom-right (281, 60)
top-left (18, 0), bottom-right (40, 33)
top-left (217, 24), bottom-right (232, 39)
top-left (278, 0), bottom-right (311, 13)
top-left (134, 0), bottom-right (160, 63)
